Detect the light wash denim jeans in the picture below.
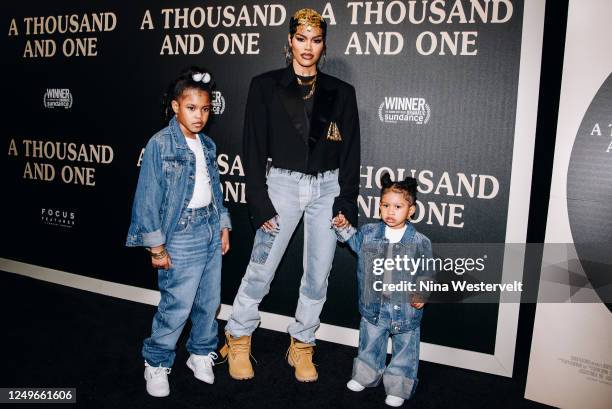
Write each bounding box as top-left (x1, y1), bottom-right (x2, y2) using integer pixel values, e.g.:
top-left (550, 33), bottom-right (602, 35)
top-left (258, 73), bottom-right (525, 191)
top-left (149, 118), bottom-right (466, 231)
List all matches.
top-left (142, 205), bottom-right (222, 367)
top-left (226, 167), bottom-right (340, 344)
top-left (352, 303), bottom-right (421, 400)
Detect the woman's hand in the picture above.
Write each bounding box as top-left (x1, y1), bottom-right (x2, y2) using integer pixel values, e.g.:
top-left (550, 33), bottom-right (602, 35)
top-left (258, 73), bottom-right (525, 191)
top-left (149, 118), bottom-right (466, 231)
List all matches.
top-left (221, 228), bottom-right (230, 255)
top-left (261, 215), bottom-right (280, 233)
top-left (150, 245), bottom-right (171, 270)
top-left (410, 302), bottom-right (425, 309)
top-left (332, 211), bottom-right (349, 228)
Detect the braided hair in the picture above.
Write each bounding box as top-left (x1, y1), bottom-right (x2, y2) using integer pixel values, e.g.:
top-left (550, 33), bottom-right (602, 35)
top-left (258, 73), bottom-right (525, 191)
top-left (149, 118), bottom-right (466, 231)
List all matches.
top-left (161, 66), bottom-right (216, 124)
top-left (380, 172), bottom-right (418, 218)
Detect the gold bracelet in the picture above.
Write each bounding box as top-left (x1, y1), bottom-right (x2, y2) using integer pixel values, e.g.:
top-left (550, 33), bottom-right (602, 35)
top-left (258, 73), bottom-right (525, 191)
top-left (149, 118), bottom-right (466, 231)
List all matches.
top-left (149, 249), bottom-right (167, 259)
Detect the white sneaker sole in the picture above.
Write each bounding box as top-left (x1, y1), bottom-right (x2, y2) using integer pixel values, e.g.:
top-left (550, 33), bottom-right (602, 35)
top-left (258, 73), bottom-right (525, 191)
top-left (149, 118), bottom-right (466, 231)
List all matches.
top-left (146, 386), bottom-right (169, 398)
top-left (385, 396), bottom-right (405, 407)
top-left (186, 359), bottom-right (214, 384)
top-left (347, 380), bottom-right (365, 392)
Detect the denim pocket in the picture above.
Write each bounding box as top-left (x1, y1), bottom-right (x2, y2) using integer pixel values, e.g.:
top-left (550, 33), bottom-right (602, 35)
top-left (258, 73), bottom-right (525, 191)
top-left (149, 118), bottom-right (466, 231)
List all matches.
top-left (173, 215), bottom-right (189, 233)
top-left (249, 228), bottom-right (276, 265)
top-left (162, 157), bottom-right (187, 182)
top-left (398, 306), bottom-right (423, 331)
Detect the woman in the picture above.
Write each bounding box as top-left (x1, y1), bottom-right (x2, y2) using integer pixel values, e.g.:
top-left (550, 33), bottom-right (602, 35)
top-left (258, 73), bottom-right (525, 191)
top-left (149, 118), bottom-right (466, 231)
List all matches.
top-left (221, 8), bottom-right (360, 383)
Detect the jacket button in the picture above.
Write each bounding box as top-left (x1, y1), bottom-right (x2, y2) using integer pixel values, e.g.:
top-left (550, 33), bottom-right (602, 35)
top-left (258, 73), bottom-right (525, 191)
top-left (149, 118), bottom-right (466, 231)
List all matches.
top-left (393, 305), bottom-right (400, 310)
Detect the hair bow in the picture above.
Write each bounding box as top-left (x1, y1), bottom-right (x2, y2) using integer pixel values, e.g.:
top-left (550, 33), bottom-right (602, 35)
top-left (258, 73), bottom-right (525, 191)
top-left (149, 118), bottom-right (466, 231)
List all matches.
top-left (192, 72), bottom-right (211, 84)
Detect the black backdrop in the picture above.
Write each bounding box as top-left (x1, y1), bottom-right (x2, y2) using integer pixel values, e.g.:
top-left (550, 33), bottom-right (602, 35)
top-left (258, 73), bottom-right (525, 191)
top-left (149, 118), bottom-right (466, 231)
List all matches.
top-left (2, 0), bottom-right (532, 358)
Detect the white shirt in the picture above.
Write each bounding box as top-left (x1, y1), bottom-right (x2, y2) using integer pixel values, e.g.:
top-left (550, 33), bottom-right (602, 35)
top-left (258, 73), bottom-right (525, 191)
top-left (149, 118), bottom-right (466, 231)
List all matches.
top-left (185, 136), bottom-right (212, 208)
top-left (382, 224), bottom-right (407, 297)
top-left (385, 225), bottom-right (407, 243)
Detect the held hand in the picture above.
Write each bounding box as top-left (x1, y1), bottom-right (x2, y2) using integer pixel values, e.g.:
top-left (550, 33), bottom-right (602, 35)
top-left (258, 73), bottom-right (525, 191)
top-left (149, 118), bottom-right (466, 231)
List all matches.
top-left (150, 245), bottom-right (172, 270)
top-left (221, 228), bottom-right (230, 255)
top-left (333, 211), bottom-right (349, 228)
top-left (261, 215), bottom-right (279, 233)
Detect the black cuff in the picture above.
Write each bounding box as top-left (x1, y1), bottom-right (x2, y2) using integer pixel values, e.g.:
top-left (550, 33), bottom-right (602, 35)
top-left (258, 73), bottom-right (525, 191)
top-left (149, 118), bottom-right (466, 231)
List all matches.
top-left (248, 194), bottom-right (277, 229)
top-left (333, 197), bottom-right (358, 227)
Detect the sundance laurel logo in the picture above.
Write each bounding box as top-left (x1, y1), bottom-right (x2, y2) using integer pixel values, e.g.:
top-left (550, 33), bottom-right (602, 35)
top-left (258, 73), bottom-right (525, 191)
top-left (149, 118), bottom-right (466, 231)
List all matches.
top-left (40, 207), bottom-right (76, 228)
top-left (378, 96), bottom-right (430, 125)
top-left (211, 90), bottom-right (225, 115)
top-left (43, 88), bottom-right (73, 109)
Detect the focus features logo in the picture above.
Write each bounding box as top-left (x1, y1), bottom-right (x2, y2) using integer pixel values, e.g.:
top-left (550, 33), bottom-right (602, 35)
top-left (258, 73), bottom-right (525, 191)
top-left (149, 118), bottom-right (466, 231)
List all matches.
top-left (43, 88), bottom-right (73, 109)
top-left (212, 90), bottom-right (225, 115)
top-left (41, 208), bottom-right (76, 228)
top-left (378, 97), bottom-right (431, 125)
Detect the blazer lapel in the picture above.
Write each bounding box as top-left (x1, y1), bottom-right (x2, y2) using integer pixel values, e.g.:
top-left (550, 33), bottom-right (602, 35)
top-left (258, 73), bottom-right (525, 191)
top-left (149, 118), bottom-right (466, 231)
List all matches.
top-left (309, 74), bottom-right (338, 150)
top-left (277, 67), bottom-right (309, 145)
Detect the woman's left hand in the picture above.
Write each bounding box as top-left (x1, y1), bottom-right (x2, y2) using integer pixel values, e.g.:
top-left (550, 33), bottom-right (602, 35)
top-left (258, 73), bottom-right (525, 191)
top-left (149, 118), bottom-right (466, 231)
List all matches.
top-left (333, 211), bottom-right (349, 228)
top-left (221, 228), bottom-right (230, 255)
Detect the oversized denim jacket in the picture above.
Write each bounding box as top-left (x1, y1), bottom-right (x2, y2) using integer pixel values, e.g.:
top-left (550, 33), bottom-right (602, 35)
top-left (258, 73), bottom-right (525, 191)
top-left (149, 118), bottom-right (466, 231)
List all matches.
top-left (126, 117), bottom-right (231, 248)
top-left (336, 221), bottom-right (434, 331)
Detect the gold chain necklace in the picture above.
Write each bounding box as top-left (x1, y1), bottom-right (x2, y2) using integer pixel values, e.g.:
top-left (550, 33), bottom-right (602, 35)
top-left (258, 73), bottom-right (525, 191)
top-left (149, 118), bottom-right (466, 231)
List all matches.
top-left (297, 75), bottom-right (317, 100)
top-left (296, 76), bottom-right (316, 86)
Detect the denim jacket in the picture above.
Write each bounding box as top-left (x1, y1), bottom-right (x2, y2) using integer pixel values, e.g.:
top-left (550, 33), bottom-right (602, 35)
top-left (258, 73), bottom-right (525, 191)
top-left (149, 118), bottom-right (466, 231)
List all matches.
top-left (126, 117), bottom-right (231, 248)
top-left (336, 221), bottom-right (434, 331)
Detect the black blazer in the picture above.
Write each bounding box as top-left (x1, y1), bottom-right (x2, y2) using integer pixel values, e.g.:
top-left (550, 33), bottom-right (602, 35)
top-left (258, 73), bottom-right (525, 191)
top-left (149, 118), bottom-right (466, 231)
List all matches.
top-left (243, 66), bottom-right (360, 228)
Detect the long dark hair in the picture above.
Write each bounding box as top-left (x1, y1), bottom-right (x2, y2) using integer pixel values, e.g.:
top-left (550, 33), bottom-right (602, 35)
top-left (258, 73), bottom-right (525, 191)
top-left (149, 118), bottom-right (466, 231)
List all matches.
top-left (161, 66), bottom-right (215, 123)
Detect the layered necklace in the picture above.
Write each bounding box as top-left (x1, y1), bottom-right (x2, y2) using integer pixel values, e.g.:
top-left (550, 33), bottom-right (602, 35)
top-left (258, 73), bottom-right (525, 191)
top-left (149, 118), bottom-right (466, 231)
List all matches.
top-left (297, 75), bottom-right (317, 100)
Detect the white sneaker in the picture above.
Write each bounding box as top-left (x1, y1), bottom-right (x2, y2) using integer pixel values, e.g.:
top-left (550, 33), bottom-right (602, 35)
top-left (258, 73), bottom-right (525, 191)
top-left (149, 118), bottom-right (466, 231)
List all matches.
top-left (186, 352), bottom-right (218, 384)
top-left (144, 362), bottom-right (171, 397)
top-left (385, 395), bottom-right (405, 407)
top-left (346, 379), bottom-right (365, 392)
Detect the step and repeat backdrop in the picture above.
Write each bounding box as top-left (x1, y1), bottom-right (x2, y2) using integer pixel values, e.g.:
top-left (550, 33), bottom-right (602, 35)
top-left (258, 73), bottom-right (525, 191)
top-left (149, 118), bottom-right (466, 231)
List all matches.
top-left (525, 0), bottom-right (612, 407)
top-left (1, 0), bottom-right (544, 376)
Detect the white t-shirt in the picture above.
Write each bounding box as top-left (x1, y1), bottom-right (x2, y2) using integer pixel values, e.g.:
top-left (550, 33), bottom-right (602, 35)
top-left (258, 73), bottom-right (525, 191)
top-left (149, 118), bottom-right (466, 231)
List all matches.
top-left (185, 136), bottom-right (212, 208)
top-left (382, 224), bottom-right (408, 297)
top-left (385, 225), bottom-right (407, 243)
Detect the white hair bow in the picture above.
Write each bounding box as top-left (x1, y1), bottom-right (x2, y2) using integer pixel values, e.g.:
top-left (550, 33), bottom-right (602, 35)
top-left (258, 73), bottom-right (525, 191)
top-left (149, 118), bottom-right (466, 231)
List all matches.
top-left (192, 72), bottom-right (211, 84)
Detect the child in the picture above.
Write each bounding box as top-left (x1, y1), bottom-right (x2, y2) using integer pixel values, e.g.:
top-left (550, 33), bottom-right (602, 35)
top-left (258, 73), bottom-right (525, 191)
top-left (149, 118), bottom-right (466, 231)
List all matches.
top-left (126, 67), bottom-right (231, 397)
top-left (332, 173), bottom-right (433, 407)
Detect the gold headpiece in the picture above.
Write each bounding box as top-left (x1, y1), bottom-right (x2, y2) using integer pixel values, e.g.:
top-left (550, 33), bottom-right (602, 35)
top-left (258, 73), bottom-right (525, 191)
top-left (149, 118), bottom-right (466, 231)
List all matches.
top-left (290, 8), bottom-right (326, 33)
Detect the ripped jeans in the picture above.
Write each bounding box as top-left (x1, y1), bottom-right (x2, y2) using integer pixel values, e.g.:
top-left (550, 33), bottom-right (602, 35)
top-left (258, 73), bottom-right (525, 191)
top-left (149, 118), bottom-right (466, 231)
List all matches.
top-left (225, 167), bottom-right (340, 344)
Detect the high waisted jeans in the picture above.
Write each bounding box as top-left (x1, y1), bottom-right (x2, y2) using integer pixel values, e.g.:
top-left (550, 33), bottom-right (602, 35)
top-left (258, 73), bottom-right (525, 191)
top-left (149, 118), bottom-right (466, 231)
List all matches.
top-left (226, 167), bottom-right (340, 344)
top-left (352, 303), bottom-right (421, 400)
top-left (142, 205), bottom-right (221, 367)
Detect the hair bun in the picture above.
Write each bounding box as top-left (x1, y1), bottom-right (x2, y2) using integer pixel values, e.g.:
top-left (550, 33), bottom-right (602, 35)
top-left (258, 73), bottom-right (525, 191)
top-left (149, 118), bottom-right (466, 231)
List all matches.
top-left (404, 177), bottom-right (418, 189)
top-left (381, 172), bottom-right (393, 188)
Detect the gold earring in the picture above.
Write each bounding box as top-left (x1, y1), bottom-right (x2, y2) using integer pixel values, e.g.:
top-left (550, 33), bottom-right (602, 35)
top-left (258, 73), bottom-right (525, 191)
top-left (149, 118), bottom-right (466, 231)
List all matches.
top-left (284, 45), bottom-right (293, 65)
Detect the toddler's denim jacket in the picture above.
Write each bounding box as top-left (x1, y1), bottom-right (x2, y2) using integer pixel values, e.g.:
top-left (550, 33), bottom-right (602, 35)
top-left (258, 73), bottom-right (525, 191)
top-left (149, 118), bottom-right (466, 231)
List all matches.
top-left (336, 222), bottom-right (434, 331)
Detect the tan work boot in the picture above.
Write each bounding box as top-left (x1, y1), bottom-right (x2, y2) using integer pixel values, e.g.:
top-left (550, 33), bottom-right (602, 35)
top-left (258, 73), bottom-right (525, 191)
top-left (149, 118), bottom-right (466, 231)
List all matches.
top-left (219, 331), bottom-right (254, 380)
top-left (287, 336), bottom-right (318, 382)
